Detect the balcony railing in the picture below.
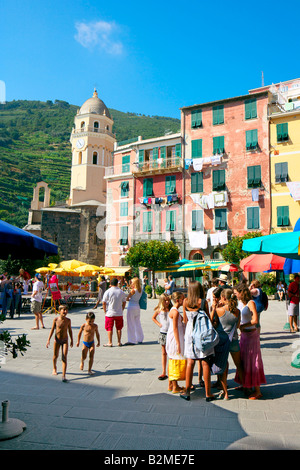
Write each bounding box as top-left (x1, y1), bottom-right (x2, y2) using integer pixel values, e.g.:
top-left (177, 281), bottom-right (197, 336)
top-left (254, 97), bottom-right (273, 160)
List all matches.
top-left (133, 156), bottom-right (183, 174)
top-left (72, 126), bottom-right (115, 138)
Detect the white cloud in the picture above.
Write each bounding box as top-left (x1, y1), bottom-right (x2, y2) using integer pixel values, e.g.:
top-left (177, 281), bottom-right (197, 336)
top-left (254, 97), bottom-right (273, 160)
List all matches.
top-left (74, 20), bottom-right (124, 55)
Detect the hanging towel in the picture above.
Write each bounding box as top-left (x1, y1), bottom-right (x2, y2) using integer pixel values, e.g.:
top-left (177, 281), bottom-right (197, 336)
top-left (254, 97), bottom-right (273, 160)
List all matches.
top-left (210, 233), bottom-right (219, 246)
top-left (251, 188), bottom-right (259, 202)
top-left (211, 155), bottom-right (222, 165)
top-left (190, 194), bottom-right (202, 206)
top-left (218, 231), bottom-right (228, 245)
top-left (188, 232), bottom-right (208, 249)
top-left (207, 193), bottom-right (215, 209)
top-left (185, 158), bottom-right (192, 169)
top-left (193, 159), bottom-right (203, 171)
top-left (203, 157), bottom-right (211, 164)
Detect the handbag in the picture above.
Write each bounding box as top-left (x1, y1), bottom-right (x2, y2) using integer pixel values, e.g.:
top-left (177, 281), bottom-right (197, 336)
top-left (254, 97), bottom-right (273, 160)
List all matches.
top-left (168, 358), bottom-right (186, 381)
top-left (139, 290), bottom-right (147, 310)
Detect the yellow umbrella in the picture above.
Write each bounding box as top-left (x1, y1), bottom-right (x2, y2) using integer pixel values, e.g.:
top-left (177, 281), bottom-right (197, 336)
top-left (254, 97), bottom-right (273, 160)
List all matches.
top-left (57, 259), bottom-right (86, 270)
top-left (74, 264), bottom-right (103, 276)
top-left (48, 263), bottom-right (57, 269)
top-left (35, 267), bottom-right (50, 274)
top-left (52, 267), bottom-right (80, 277)
top-left (99, 267), bottom-right (115, 274)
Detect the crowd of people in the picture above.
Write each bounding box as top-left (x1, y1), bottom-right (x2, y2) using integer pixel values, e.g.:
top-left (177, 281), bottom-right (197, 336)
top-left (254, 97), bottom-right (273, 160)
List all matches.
top-left (151, 275), bottom-right (272, 402)
top-left (1, 267), bottom-right (299, 394)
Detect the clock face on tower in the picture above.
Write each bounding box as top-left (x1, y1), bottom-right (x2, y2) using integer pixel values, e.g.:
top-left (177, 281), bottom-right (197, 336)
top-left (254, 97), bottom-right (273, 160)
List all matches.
top-left (76, 138), bottom-right (85, 149)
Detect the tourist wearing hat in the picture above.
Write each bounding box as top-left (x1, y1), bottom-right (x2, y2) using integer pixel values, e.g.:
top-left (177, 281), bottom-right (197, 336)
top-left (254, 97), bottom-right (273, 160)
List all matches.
top-left (217, 274), bottom-right (231, 289)
top-left (31, 273), bottom-right (45, 330)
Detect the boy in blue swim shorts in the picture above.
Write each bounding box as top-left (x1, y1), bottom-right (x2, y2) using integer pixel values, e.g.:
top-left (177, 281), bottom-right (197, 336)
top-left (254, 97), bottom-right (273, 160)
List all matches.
top-left (77, 312), bottom-right (100, 374)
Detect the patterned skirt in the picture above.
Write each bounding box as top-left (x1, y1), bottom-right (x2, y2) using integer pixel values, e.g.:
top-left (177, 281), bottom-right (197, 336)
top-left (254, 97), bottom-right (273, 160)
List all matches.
top-left (234, 328), bottom-right (266, 388)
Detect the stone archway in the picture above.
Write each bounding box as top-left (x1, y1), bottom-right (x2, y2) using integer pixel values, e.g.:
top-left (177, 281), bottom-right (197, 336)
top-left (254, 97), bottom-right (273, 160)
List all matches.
top-left (31, 181), bottom-right (51, 210)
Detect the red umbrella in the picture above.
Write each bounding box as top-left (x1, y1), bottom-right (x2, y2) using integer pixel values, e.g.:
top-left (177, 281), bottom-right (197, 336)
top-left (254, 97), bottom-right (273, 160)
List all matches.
top-left (218, 263), bottom-right (240, 272)
top-left (240, 253), bottom-right (285, 272)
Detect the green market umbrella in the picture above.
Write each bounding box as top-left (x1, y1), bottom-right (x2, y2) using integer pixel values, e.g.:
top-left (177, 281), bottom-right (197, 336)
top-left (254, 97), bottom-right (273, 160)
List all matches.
top-left (242, 232), bottom-right (300, 260)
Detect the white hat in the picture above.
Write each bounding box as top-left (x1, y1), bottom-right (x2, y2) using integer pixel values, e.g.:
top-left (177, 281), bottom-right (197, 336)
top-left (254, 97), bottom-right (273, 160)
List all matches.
top-left (217, 273), bottom-right (228, 282)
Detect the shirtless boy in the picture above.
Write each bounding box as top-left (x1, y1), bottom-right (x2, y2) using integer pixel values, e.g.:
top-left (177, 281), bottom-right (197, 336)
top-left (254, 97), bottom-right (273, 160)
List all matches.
top-left (46, 305), bottom-right (73, 382)
top-left (77, 312), bottom-right (100, 374)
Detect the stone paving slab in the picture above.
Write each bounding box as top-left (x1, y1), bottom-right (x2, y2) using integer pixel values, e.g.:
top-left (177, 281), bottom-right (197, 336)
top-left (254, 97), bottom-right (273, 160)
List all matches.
top-left (0, 297), bottom-right (299, 451)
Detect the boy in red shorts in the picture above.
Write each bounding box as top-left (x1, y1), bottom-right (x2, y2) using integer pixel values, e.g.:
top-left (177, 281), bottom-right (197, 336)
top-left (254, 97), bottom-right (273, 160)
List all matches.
top-left (102, 278), bottom-right (127, 347)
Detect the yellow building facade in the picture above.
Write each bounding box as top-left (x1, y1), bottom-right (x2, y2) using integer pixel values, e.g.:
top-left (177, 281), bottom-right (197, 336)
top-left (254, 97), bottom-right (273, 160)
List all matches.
top-left (268, 80), bottom-right (300, 233)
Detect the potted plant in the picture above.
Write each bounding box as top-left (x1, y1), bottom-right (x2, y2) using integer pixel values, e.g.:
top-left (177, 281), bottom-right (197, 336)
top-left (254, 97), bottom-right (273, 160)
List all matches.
top-left (145, 284), bottom-right (152, 298)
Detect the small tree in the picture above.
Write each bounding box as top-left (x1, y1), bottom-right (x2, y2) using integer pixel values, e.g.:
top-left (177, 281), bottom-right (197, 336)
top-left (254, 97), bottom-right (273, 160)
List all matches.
top-left (222, 232), bottom-right (263, 265)
top-left (125, 240), bottom-right (180, 297)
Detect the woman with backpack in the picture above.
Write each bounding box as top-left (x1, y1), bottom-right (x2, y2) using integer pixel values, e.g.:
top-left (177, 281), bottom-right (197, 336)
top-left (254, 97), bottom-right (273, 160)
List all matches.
top-left (180, 281), bottom-right (215, 402)
top-left (210, 288), bottom-right (242, 400)
top-left (233, 284), bottom-right (266, 400)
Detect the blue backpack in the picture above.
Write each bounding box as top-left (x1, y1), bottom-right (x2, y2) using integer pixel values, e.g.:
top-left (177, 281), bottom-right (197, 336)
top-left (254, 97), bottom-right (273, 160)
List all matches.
top-left (192, 300), bottom-right (219, 354)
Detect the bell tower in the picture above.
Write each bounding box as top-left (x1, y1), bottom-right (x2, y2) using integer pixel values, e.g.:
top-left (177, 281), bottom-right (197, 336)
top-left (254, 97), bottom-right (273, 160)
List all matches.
top-left (69, 89), bottom-right (115, 206)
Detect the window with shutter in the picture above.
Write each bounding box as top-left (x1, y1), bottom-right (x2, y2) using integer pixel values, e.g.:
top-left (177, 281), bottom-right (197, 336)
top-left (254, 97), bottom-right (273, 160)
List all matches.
top-left (192, 210), bottom-right (203, 231)
top-left (275, 162), bottom-right (288, 183)
top-left (120, 202), bottom-right (128, 217)
top-left (246, 129), bottom-right (258, 150)
top-left (152, 147), bottom-right (159, 168)
top-left (191, 172), bottom-right (203, 193)
top-left (213, 105), bottom-right (224, 125)
top-left (191, 139), bottom-right (202, 159)
top-left (120, 181), bottom-right (129, 197)
top-left (277, 206), bottom-right (289, 226)
top-left (247, 165), bottom-right (261, 188)
top-left (165, 175), bottom-right (176, 195)
top-left (247, 207), bottom-right (260, 229)
top-left (166, 210), bottom-right (176, 231)
top-left (143, 212), bottom-right (152, 232)
top-left (143, 178), bottom-right (153, 197)
top-left (276, 123), bottom-right (289, 142)
top-left (191, 109), bottom-right (202, 128)
top-left (213, 136), bottom-right (225, 155)
top-left (138, 150), bottom-right (144, 169)
top-left (212, 169), bottom-right (225, 191)
top-left (215, 208), bottom-right (227, 230)
top-left (120, 226), bottom-right (128, 245)
top-left (245, 99), bottom-right (257, 120)
top-left (122, 155), bottom-right (130, 173)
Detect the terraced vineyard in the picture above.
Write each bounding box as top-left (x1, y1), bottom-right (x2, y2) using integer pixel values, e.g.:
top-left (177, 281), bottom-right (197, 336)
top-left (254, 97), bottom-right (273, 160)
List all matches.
top-left (0, 100), bottom-right (180, 227)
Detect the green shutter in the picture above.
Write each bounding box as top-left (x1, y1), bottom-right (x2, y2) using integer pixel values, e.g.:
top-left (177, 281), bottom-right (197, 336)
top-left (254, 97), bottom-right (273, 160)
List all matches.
top-left (120, 202), bottom-right (128, 217)
top-left (277, 123), bottom-right (289, 142)
top-left (247, 207), bottom-right (259, 229)
top-left (122, 155), bottom-right (130, 173)
top-left (213, 170), bottom-right (225, 191)
top-left (120, 226), bottom-right (128, 245)
top-left (215, 209), bottom-right (226, 230)
top-left (213, 105), bottom-right (224, 125)
top-left (192, 210), bottom-right (203, 231)
top-left (120, 181), bottom-right (129, 197)
top-left (166, 210), bottom-right (176, 231)
top-left (191, 109), bottom-right (202, 128)
top-left (165, 175), bottom-right (176, 194)
top-left (213, 136), bottom-right (225, 155)
top-left (191, 172), bottom-right (203, 193)
top-left (175, 143), bottom-right (181, 162)
top-left (160, 146), bottom-right (166, 168)
top-left (192, 139), bottom-right (202, 158)
top-left (247, 165), bottom-right (261, 188)
top-left (143, 212), bottom-right (152, 232)
top-left (152, 147), bottom-right (159, 168)
top-left (277, 206), bottom-right (289, 226)
top-left (245, 99), bottom-right (257, 120)
top-left (143, 178), bottom-right (153, 197)
top-left (138, 150), bottom-right (144, 169)
top-left (246, 129), bottom-right (258, 150)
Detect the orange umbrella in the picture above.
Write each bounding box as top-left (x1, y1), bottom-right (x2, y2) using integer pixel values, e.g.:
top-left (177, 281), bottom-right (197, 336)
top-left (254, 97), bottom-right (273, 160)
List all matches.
top-left (240, 253), bottom-right (285, 272)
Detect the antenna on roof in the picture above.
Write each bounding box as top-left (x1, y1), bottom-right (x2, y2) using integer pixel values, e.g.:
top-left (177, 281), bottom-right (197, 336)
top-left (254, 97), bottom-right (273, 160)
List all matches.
top-left (262, 71), bottom-right (264, 87)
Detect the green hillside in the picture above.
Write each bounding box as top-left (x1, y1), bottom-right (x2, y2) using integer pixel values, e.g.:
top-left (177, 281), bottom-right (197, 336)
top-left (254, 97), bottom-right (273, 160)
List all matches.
top-left (0, 100), bottom-right (180, 228)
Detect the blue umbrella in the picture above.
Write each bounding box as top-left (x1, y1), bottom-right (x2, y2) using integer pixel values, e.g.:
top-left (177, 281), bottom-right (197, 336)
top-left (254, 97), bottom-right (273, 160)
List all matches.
top-left (283, 218), bottom-right (300, 274)
top-left (0, 219), bottom-right (58, 260)
top-left (242, 231), bottom-right (300, 260)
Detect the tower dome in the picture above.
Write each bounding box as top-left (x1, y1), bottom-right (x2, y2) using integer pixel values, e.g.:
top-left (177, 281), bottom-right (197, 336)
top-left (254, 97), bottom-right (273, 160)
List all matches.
top-left (79, 89), bottom-right (111, 118)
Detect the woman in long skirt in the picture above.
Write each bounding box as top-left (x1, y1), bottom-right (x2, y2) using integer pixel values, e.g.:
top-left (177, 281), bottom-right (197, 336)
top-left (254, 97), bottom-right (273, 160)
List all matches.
top-left (126, 277), bottom-right (144, 345)
top-left (234, 284), bottom-right (266, 400)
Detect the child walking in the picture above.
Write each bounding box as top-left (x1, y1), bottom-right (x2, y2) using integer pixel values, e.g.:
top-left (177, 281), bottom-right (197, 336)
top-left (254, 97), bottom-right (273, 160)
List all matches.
top-left (152, 294), bottom-right (171, 381)
top-left (46, 305), bottom-right (73, 382)
top-left (166, 291), bottom-right (186, 394)
top-left (77, 312), bottom-right (100, 375)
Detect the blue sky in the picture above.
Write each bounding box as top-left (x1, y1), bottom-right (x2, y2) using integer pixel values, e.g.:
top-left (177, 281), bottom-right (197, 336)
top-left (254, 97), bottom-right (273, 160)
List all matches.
top-left (1, 0), bottom-right (300, 119)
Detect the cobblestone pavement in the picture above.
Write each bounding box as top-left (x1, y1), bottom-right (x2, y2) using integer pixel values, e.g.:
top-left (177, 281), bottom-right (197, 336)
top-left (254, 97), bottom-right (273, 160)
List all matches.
top-left (0, 298), bottom-right (300, 450)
